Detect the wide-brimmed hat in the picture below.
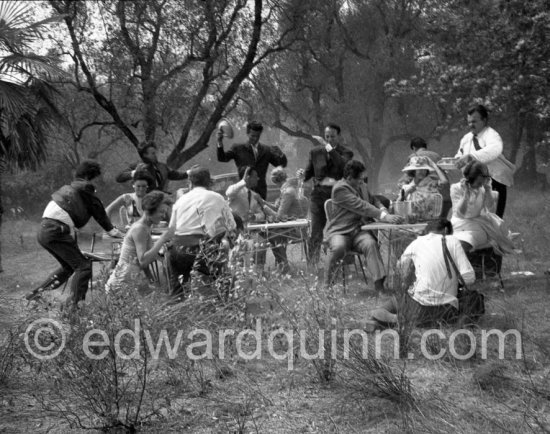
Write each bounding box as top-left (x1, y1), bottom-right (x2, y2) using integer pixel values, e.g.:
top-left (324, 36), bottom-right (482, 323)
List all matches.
top-left (402, 156), bottom-right (434, 172)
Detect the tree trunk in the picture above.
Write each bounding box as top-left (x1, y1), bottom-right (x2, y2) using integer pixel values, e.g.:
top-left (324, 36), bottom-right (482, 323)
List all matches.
top-left (508, 110), bottom-right (525, 163)
top-left (515, 113), bottom-right (539, 186)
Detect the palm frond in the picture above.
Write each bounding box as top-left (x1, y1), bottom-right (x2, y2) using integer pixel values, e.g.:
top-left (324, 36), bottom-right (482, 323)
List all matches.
top-left (0, 1), bottom-right (31, 30)
top-left (0, 113), bottom-right (48, 170)
top-left (0, 1), bottom-right (62, 170)
top-left (0, 53), bottom-right (65, 78)
top-left (0, 79), bottom-right (32, 117)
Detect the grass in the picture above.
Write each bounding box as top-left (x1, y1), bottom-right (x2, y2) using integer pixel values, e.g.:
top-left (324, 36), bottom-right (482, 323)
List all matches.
top-left (1, 188), bottom-right (550, 433)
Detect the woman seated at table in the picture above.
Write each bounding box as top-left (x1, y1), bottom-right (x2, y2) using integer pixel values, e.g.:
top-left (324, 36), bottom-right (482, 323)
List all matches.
top-left (397, 156), bottom-right (449, 217)
top-left (105, 171), bottom-right (154, 226)
top-left (450, 161), bottom-right (514, 254)
top-left (106, 191), bottom-right (174, 293)
top-left (263, 167), bottom-right (307, 220)
top-left (257, 167), bottom-right (308, 274)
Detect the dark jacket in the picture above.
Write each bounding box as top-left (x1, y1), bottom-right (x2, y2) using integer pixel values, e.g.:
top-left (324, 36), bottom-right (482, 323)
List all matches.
top-left (325, 180), bottom-right (384, 238)
top-left (217, 142), bottom-right (287, 199)
top-left (304, 145), bottom-right (353, 185)
top-left (116, 161), bottom-right (188, 192)
top-left (51, 179), bottom-right (114, 231)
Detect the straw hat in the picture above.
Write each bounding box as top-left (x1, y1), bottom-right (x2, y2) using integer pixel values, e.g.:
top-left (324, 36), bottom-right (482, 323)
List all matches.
top-left (402, 156), bottom-right (434, 172)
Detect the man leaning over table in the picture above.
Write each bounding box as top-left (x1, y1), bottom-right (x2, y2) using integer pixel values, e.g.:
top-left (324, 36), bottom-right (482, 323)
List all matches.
top-left (324, 160), bottom-right (403, 291)
top-left (168, 167), bottom-right (236, 299)
top-left (455, 104), bottom-right (514, 218)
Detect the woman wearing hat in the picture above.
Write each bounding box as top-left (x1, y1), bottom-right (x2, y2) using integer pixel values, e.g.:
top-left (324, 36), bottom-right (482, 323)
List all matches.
top-left (397, 156), bottom-right (449, 218)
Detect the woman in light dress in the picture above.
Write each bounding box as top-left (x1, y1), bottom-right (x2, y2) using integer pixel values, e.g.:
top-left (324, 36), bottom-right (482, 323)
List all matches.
top-left (450, 161), bottom-right (514, 254)
top-left (105, 171), bottom-right (153, 225)
top-left (106, 191), bottom-right (174, 293)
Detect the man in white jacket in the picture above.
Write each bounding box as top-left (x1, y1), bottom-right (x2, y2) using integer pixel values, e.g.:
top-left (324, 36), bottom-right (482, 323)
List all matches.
top-left (455, 104), bottom-right (515, 217)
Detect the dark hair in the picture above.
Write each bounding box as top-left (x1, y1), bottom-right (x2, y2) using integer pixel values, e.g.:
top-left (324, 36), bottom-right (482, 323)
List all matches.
top-left (132, 170), bottom-right (154, 187)
top-left (467, 104), bottom-right (489, 121)
top-left (463, 160), bottom-right (489, 184)
top-left (410, 137), bottom-right (427, 150)
top-left (325, 123), bottom-right (341, 135)
top-left (246, 122), bottom-right (263, 134)
top-left (238, 165), bottom-right (258, 180)
top-left (141, 191), bottom-right (168, 214)
top-left (425, 218), bottom-right (453, 235)
top-left (189, 167), bottom-right (212, 188)
top-left (343, 160), bottom-right (366, 179)
top-left (75, 160), bottom-right (101, 180)
top-left (138, 142), bottom-right (157, 159)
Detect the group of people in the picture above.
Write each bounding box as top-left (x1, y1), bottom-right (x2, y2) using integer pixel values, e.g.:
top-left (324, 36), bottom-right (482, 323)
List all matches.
top-left (26, 105), bottom-right (516, 327)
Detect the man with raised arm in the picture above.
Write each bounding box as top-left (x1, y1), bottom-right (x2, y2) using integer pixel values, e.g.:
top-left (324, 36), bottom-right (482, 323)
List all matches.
top-left (216, 121), bottom-right (287, 199)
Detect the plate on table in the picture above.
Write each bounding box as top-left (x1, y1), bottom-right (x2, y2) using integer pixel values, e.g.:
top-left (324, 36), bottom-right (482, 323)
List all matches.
top-left (436, 157), bottom-right (459, 170)
top-left (152, 227), bottom-right (168, 236)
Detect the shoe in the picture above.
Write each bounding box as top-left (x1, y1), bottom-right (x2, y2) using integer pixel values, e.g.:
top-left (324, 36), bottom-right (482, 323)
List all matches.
top-left (363, 320), bottom-right (381, 333)
top-left (371, 308), bottom-right (398, 327)
top-left (25, 288), bottom-right (44, 301)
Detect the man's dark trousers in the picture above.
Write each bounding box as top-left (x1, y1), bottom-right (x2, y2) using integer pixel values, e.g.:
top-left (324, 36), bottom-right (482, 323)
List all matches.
top-left (37, 218), bottom-right (92, 304)
top-left (492, 179), bottom-right (507, 218)
top-left (307, 185), bottom-right (332, 264)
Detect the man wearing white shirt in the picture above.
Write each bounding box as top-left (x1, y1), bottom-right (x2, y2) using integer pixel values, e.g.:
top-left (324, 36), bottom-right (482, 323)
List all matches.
top-left (226, 166), bottom-right (277, 271)
top-left (455, 105), bottom-right (514, 217)
top-left (370, 219), bottom-right (476, 327)
top-left (168, 167), bottom-right (236, 297)
top-left (226, 166), bottom-right (275, 223)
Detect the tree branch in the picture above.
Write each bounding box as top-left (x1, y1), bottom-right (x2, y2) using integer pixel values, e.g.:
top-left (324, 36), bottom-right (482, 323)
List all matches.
top-left (49, 0), bottom-right (139, 148)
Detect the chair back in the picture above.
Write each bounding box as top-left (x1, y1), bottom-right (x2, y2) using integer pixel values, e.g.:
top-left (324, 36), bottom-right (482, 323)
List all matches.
top-left (431, 193), bottom-right (443, 218)
top-left (488, 191), bottom-right (499, 213)
top-left (119, 206), bottom-right (130, 227)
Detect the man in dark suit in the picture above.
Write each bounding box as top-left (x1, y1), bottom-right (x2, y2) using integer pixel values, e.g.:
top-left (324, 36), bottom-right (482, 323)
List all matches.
top-left (325, 160), bottom-right (403, 291)
top-left (298, 123), bottom-right (354, 264)
top-left (216, 121), bottom-right (287, 199)
top-left (116, 143), bottom-right (189, 193)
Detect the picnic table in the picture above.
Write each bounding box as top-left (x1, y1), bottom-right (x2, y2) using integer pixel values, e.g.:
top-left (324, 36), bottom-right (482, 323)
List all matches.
top-left (246, 218), bottom-right (310, 260)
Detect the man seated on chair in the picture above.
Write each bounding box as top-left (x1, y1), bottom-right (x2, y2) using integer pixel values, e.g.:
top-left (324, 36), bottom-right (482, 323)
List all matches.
top-left (324, 160), bottom-right (403, 291)
top-left (226, 166), bottom-right (283, 272)
top-left (369, 219), bottom-right (476, 327)
top-left (168, 166), bottom-right (236, 298)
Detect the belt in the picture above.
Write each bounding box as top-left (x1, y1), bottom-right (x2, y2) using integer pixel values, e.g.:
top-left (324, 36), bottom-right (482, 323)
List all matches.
top-left (42, 217), bottom-right (74, 235)
top-left (172, 234), bottom-right (205, 247)
top-left (316, 177), bottom-right (337, 187)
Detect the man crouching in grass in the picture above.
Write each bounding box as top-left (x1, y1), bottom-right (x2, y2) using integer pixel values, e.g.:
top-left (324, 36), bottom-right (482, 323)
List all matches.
top-left (370, 219), bottom-right (476, 328)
